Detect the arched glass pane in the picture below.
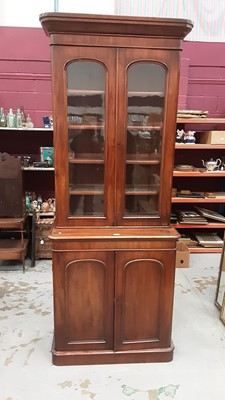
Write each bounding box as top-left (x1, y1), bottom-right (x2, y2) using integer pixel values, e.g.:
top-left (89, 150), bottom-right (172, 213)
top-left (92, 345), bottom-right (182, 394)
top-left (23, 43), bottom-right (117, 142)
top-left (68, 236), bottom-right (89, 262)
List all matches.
top-left (125, 62), bottom-right (166, 216)
top-left (67, 61), bottom-right (105, 216)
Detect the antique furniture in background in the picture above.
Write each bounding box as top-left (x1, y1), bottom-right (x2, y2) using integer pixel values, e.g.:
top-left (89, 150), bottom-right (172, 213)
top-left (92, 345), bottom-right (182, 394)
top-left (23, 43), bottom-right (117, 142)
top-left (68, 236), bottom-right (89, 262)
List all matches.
top-left (0, 126), bottom-right (54, 201)
top-left (173, 118), bottom-right (225, 252)
top-left (40, 12), bottom-right (193, 365)
top-left (0, 152), bottom-right (28, 272)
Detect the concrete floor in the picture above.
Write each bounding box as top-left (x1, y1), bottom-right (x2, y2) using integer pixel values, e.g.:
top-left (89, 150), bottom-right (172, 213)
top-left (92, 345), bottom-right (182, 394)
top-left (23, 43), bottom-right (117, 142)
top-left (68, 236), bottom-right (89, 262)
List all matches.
top-left (0, 253), bottom-right (225, 400)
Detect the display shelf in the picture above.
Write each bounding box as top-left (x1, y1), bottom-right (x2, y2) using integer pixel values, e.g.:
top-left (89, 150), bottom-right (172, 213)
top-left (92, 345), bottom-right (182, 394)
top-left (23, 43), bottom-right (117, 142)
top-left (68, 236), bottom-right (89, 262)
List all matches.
top-left (69, 159), bottom-right (104, 164)
top-left (127, 154), bottom-right (160, 162)
top-left (67, 89), bottom-right (104, 95)
top-left (68, 124), bottom-right (104, 129)
top-left (173, 222), bottom-right (225, 229)
top-left (175, 143), bottom-right (225, 149)
top-left (172, 197), bottom-right (225, 203)
top-left (29, 211), bottom-right (55, 217)
top-left (127, 124), bottom-right (161, 130)
top-left (173, 171), bottom-right (225, 177)
top-left (0, 127), bottom-right (53, 132)
top-left (0, 126), bottom-right (54, 198)
top-left (174, 116), bottom-right (225, 251)
top-left (128, 91), bottom-right (164, 96)
top-left (177, 117), bottom-right (225, 124)
top-left (1, 126), bottom-right (55, 264)
top-left (22, 166), bottom-right (54, 171)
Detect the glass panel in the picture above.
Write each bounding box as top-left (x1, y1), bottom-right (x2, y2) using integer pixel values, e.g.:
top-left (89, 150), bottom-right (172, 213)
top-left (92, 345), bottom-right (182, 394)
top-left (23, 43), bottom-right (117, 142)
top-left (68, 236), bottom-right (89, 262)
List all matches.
top-left (68, 128), bottom-right (104, 160)
top-left (69, 164), bottom-right (104, 215)
top-left (67, 61), bottom-right (105, 216)
top-left (126, 62), bottom-right (166, 217)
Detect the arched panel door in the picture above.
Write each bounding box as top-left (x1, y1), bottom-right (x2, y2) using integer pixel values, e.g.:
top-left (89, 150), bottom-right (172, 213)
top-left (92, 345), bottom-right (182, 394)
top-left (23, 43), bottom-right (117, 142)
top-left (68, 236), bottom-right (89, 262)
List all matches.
top-left (115, 250), bottom-right (176, 351)
top-left (53, 251), bottom-right (115, 351)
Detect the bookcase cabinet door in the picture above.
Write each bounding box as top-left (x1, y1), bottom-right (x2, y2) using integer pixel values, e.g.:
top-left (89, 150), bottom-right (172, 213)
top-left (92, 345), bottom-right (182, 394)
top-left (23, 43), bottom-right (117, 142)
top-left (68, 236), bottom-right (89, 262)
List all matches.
top-left (51, 46), bottom-right (116, 227)
top-left (116, 49), bottom-right (180, 226)
top-left (114, 250), bottom-right (176, 351)
top-left (52, 251), bottom-right (115, 352)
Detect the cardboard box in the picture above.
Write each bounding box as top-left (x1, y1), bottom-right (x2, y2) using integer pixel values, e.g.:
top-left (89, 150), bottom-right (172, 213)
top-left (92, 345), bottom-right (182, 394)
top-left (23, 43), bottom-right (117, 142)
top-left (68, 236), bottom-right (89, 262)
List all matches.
top-left (176, 241), bottom-right (190, 268)
top-left (199, 131), bottom-right (225, 144)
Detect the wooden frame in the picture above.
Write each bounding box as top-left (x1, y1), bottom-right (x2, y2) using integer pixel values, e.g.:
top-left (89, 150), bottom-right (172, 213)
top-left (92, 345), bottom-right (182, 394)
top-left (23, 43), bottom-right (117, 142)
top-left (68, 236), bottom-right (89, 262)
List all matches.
top-left (220, 293), bottom-right (225, 325)
top-left (215, 234), bottom-right (225, 309)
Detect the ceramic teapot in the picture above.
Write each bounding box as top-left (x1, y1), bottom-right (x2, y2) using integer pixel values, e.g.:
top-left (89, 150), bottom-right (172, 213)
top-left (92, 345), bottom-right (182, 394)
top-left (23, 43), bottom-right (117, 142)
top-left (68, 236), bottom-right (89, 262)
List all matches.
top-left (202, 158), bottom-right (221, 171)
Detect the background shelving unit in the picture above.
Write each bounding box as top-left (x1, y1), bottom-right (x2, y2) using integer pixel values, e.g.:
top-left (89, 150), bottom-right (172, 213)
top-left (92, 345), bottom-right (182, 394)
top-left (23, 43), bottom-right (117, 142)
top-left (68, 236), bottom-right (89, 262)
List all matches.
top-left (0, 127), bottom-right (54, 200)
top-left (0, 126), bottom-right (55, 263)
top-left (173, 117), bottom-right (225, 252)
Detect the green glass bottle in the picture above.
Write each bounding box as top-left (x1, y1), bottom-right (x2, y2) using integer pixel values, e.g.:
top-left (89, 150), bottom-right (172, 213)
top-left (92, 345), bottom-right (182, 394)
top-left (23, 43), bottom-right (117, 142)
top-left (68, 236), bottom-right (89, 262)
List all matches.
top-left (0, 107), bottom-right (7, 127)
top-left (20, 105), bottom-right (26, 127)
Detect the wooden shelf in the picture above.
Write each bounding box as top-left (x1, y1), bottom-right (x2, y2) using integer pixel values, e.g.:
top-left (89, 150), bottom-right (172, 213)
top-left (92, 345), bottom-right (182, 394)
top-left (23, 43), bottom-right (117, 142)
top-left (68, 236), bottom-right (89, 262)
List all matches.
top-left (175, 143), bottom-right (225, 149)
top-left (127, 125), bottom-right (161, 130)
top-left (0, 238), bottom-right (29, 254)
top-left (125, 190), bottom-right (158, 195)
top-left (0, 216), bottom-right (27, 229)
top-left (188, 246), bottom-right (222, 253)
top-left (0, 216), bottom-right (28, 272)
top-left (68, 124), bottom-right (104, 129)
top-left (128, 91), bottom-right (164, 96)
top-left (29, 212), bottom-right (55, 217)
top-left (172, 196), bottom-right (225, 203)
top-left (177, 118), bottom-right (225, 124)
top-left (126, 159), bottom-right (160, 165)
top-left (67, 89), bottom-right (104, 95)
top-left (69, 158), bottom-right (104, 164)
top-left (0, 127), bottom-right (53, 132)
top-left (173, 171), bottom-right (225, 177)
top-left (173, 222), bottom-right (225, 229)
top-left (69, 185), bottom-right (104, 195)
top-left (22, 167), bottom-right (54, 171)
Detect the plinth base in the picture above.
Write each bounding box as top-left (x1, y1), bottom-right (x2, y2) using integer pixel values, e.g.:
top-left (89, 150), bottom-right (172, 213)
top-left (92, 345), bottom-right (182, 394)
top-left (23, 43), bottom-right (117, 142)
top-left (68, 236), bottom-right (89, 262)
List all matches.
top-left (52, 338), bottom-right (174, 366)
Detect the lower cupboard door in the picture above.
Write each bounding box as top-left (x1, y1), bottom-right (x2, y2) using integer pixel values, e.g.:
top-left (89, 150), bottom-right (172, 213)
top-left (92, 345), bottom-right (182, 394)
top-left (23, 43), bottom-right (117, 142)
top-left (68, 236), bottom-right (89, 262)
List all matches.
top-left (53, 251), bottom-right (115, 351)
top-left (114, 250), bottom-right (175, 351)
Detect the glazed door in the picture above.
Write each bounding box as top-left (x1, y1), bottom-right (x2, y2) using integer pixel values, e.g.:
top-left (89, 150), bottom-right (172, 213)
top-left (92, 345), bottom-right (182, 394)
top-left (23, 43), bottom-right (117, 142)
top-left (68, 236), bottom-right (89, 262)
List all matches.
top-left (114, 250), bottom-right (176, 351)
top-left (51, 47), bottom-right (116, 226)
top-left (116, 48), bottom-right (179, 226)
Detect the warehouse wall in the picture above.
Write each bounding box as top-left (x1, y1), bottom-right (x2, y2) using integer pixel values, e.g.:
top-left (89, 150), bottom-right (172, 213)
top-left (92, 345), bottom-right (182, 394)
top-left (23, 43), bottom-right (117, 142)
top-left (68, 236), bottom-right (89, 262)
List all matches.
top-left (0, 26), bottom-right (225, 127)
top-left (0, 27), bottom-right (51, 127)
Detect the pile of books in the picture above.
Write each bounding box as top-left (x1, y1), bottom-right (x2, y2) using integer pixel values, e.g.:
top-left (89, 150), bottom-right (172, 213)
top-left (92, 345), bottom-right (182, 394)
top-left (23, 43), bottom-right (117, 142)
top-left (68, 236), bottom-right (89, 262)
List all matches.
top-left (192, 232), bottom-right (223, 248)
top-left (177, 109), bottom-right (208, 118)
top-left (178, 233), bottom-right (199, 248)
top-left (176, 207), bottom-right (225, 225)
top-left (176, 210), bottom-right (208, 224)
top-left (194, 207), bottom-right (225, 223)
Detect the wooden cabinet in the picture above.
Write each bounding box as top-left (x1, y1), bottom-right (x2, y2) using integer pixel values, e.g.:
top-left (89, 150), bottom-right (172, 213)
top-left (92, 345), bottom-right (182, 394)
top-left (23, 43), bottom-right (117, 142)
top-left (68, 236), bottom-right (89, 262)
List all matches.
top-left (173, 118), bottom-right (225, 252)
top-left (40, 12), bottom-right (192, 365)
top-left (52, 232), bottom-right (177, 365)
